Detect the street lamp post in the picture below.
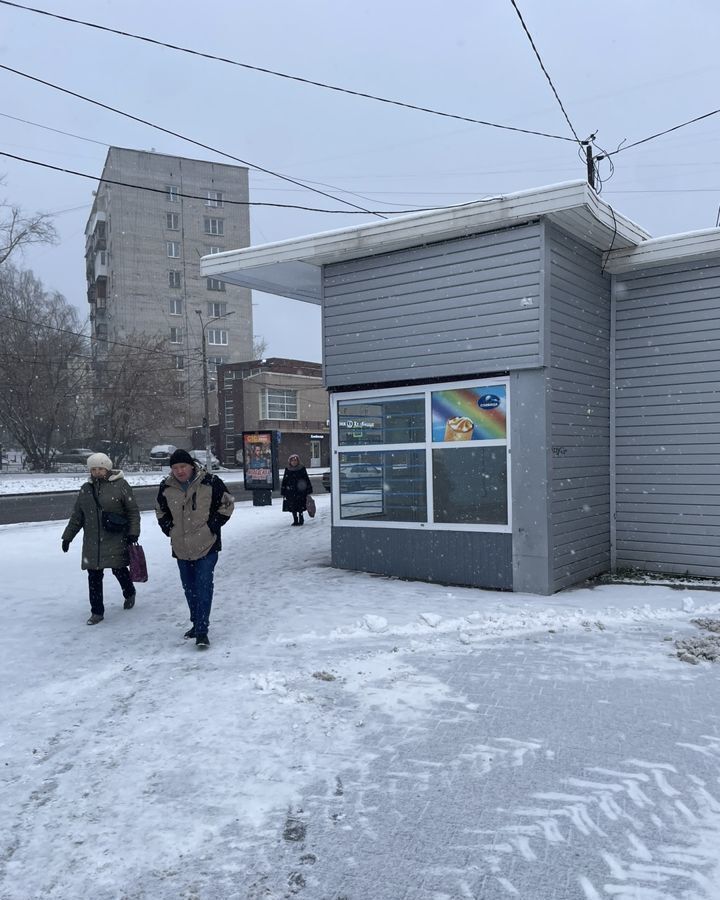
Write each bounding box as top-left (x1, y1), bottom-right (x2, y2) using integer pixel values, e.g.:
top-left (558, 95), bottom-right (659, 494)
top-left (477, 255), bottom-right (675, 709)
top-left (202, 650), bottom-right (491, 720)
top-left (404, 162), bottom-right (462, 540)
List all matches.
top-left (195, 309), bottom-right (235, 465)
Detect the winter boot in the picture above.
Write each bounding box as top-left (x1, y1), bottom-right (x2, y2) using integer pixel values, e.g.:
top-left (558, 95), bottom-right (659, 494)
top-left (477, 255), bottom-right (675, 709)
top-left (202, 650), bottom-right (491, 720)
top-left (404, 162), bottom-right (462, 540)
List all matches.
top-left (196, 633), bottom-right (210, 648)
top-left (123, 590), bottom-right (136, 610)
top-left (291, 512), bottom-right (299, 526)
top-left (298, 513), bottom-right (305, 526)
top-left (86, 614), bottom-right (104, 626)
top-left (184, 626), bottom-right (196, 639)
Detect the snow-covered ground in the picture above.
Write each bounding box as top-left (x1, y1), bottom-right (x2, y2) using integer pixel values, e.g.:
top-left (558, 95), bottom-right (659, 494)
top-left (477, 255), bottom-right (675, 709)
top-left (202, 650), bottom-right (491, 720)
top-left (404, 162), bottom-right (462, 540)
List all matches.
top-left (2, 496), bottom-right (720, 898)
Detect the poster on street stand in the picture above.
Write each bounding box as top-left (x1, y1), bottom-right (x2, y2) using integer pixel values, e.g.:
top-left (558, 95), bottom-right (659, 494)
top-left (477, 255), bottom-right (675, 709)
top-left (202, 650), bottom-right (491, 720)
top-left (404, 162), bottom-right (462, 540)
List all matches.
top-left (242, 431), bottom-right (276, 491)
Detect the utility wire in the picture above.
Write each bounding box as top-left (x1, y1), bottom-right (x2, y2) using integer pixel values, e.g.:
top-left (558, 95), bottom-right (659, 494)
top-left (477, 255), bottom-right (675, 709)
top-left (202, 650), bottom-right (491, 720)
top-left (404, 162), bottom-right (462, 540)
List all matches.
top-left (0, 110), bottom-right (433, 210)
top-left (0, 309), bottom-right (200, 362)
top-left (507, 0), bottom-right (582, 144)
top-left (0, 0), bottom-right (576, 144)
top-left (0, 110), bottom-right (109, 146)
top-left (0, 63), bottom-right (384, 218)
top-left (606, 107), bottom-right (720, 157)
top-left (0, 149), bottom-right (504, 214)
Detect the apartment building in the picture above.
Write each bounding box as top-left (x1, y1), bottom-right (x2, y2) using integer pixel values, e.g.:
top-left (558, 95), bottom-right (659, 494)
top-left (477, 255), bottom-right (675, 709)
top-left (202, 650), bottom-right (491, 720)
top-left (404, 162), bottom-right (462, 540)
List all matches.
top-left (85, 147), bottom-right (253, 448)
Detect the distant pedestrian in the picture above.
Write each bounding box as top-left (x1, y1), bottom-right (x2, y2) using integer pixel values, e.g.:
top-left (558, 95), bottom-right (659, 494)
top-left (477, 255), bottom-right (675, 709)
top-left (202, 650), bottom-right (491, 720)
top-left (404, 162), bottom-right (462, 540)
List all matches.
top-left (155, 448), bottom-right (234, 649)
top-left (61, 452), bottom-right (140, 625)
top-left (281, 454), bottom-right (313, 526)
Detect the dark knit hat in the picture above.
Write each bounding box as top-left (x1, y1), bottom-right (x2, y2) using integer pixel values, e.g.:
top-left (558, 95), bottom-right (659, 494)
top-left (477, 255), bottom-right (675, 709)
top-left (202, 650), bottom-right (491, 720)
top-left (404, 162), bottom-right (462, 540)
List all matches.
top-left (169, 448), bottom-right (195, 467)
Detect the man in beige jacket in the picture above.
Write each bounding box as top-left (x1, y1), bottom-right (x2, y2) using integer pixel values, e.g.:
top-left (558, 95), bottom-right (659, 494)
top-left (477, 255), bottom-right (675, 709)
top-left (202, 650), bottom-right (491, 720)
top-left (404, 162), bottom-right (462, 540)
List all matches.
top-left (155, 449), bottom-right (234, 648)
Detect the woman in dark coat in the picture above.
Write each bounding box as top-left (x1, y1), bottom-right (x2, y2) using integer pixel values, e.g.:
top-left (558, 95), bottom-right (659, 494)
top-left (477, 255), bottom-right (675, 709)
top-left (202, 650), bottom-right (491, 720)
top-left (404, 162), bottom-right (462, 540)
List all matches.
top-left (281, 454), bottom-right (313, 526)
top-left (61, 452), bottom-right (141, 625)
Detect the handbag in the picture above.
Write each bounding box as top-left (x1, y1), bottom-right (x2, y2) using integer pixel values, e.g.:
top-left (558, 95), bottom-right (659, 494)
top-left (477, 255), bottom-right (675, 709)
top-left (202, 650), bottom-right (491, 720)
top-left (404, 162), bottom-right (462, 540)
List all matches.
top-left (128, 543), bottom-right (148, 583)
top-left (102, 511), bottom-right (128, 533)
top-left (91, 488), bottom-right (128, 533)
top-left (305, 495), bottom-right (316, 518)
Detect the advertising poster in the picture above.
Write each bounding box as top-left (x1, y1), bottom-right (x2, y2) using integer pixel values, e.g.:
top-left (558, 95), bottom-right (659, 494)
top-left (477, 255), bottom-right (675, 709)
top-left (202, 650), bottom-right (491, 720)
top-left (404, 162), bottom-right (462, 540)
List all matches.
top-left (242, 431), bottom-right (275, 489)
top-left (431, 385), bottom-right (507, 442)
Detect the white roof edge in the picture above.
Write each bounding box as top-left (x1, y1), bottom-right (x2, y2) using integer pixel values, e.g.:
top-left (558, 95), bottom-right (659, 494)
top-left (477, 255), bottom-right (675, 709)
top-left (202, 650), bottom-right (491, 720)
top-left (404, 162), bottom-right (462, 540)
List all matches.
top-left (604, 226), bottom-right (720, 274)
top-left (201, 180), bottom-right (650, 278)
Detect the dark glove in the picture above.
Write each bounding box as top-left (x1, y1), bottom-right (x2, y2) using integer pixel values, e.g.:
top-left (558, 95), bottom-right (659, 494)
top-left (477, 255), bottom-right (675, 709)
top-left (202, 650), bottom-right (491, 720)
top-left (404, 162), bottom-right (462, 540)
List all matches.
top-left (127, 534), bottom-right (139, 544)
top-left (158, 516), bottom-right (173, 536)
top-left (61, 540), bottom-right (70, 553)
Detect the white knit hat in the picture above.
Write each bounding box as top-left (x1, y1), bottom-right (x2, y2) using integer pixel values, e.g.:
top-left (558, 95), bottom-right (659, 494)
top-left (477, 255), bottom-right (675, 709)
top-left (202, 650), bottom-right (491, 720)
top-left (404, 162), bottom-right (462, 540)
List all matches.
top-left (87, 452), bottom-right (113, 471)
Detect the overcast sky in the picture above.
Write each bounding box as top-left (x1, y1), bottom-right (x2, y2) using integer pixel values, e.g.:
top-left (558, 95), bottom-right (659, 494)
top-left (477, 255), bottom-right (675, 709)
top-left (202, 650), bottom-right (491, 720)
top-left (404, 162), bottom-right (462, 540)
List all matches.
top-left (2, 0), bottom-right (720, 361)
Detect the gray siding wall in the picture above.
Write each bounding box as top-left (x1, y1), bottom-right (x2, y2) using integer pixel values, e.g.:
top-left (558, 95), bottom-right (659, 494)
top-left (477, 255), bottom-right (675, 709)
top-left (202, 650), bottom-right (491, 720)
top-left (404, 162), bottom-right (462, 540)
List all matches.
top-left (547, 225), bottom-right (611, 591)
top-left (323, 225), bottom-right (543, 387)
top-left (614, 260), bottom-right (720, 577)
top-left (332, 528), bottom-right (513, 590)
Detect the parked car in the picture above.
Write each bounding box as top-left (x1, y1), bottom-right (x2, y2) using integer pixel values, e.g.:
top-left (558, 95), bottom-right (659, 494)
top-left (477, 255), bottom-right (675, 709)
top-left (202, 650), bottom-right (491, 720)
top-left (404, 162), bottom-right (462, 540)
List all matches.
top-left (54, 447), bottom-right (95, 464)
top-left (149, 444), bottom-right (177, 467)
top-left (190, 449), bottom-right (220, 470)
top-left (339, 464), bottom-right (382, 491)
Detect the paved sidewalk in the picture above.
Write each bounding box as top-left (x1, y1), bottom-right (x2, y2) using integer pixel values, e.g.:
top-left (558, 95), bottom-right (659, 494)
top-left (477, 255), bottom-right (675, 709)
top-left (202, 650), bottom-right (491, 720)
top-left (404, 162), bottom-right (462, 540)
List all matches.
top-left (237, 622), bottom-right (720, 900)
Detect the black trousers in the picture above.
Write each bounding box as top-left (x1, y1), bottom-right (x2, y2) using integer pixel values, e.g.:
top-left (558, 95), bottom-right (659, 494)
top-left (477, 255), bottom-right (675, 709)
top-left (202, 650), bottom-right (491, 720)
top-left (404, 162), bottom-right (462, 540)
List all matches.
top-left (87, 568), bottom-right (135, 616)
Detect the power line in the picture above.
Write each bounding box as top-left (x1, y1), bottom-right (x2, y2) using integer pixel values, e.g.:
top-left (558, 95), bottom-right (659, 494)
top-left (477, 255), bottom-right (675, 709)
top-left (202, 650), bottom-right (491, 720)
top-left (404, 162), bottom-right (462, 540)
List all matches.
top-left (0, 309), bottom-right (200, 362)
top-left (0, 0), bottom-right (576, 144)
top-left (0, 110), bottom-right (109, 147)
top-left (0, 63), bottom-right (384, 219)
top-left (606, 107), bottom-right (720, 158)
top-left (0, 149), bottom-right (504, 214)
top-left (507, 0), bottom-right (582, 145)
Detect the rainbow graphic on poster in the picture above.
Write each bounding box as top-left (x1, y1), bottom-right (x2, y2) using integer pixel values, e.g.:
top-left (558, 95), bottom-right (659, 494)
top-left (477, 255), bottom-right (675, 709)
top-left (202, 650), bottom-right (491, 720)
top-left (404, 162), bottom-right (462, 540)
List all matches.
top-left (431, 385), bottom-right (507, 442)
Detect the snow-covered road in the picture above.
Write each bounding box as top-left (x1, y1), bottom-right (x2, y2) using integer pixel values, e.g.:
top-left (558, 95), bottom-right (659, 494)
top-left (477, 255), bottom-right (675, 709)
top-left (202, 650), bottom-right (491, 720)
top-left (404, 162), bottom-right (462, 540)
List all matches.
top-left (2, 496), bottom-right (720, 899)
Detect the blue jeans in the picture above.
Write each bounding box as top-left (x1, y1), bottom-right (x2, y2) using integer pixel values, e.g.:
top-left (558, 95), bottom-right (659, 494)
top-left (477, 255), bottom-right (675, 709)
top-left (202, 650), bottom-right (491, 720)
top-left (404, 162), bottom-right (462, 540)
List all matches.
top-left (176, 552), bottom-right (218, 634)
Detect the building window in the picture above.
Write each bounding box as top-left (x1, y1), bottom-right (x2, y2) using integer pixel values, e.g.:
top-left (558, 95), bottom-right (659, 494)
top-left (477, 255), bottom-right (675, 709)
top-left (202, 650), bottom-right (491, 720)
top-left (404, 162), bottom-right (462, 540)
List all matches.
top-left (261, 388), bottom-right (298, 421)
top-left (170, 298), bottom-right (182, 316)
top-left (332, 379), bottom-right (509, 530)
top-left (166, 185), bottom-right (179, 202)
top-left (166, 212), bottom-right (180, 230)
top-left (208, 246), bottom-right (222, 255)
top-left (206, 278), bottom-right (226, 292)
top-left (207, 329), bottom-right (228, 346)
top-left (208, 356), bottom-right (224, 372)
top-left (203, 217), bottom-right (224, 236)
top-left (167, 241), bottom-right (181, 258)
top-left (207, 301), bottom-right (227, 318)
top-left (169, 327), bottom-right (183, 344)
top-left (174, 380), bottom-right (186, 398)
top-left (206, 190), bottom-right (224, 208)
top-left (169, 270), bottom-right (182, 288)
top-left (174, 355), bottom-right (184, 369)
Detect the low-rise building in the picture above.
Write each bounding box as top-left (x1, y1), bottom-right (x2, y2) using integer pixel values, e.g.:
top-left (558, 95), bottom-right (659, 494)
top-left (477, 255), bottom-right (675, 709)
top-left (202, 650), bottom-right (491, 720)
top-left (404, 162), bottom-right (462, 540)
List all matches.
top-left (217, 358), bottom-right (329, 468)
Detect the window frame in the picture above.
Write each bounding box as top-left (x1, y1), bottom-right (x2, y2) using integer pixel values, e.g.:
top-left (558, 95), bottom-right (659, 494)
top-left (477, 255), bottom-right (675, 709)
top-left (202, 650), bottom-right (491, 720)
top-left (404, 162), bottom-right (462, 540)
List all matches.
top-left (206, 190), bottom-right (224, 208)
top-left (168, 270), bottom-right (182, 289)
top-left (203, 217), bottom-right (224, 236)
top-left (330, 377), bottom-right (511, 533)
top-left (166, 212), bottom-right (180, 230)
top-left (260, 388), bottom-right (298, 421)
top-left (169, 326), bottom-right (183, 344)
top-left (206, 277), bottom-right (226, 292)
top-left (207, 328), bottom-right (228, 346)
top-left (169, 298), bottom-right (183, 316)
top-left (166, 241), bottom-right (181, 258)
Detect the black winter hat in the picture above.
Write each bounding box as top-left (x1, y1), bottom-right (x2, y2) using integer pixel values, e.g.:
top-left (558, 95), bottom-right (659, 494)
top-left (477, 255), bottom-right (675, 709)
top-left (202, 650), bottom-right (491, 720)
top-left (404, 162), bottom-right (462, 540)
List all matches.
top-left (169, 448), bottom-right (195, 467)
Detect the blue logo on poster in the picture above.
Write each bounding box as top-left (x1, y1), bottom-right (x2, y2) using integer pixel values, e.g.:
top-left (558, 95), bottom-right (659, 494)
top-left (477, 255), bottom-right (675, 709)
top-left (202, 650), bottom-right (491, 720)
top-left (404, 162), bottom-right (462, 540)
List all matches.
top-left (478, 394), bottom-right (500, 410)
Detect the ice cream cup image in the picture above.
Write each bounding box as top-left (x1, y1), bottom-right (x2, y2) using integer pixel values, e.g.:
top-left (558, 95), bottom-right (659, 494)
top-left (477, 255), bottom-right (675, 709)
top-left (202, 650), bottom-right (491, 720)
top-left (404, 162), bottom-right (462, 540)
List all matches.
top-left (444, 416), bottom-right (474, 441)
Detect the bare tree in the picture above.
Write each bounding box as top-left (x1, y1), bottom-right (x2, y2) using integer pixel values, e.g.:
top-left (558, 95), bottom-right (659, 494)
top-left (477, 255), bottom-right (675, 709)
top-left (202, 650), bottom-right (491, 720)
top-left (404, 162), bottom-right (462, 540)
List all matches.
top-left (252, 333), bottom-right (268, 360)
top-left (0, 266), bottom-right (90, 470)
top-left (92, 334), bottom-right (184, 464)
top-left (0, 180), bottom-right (58, 266)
